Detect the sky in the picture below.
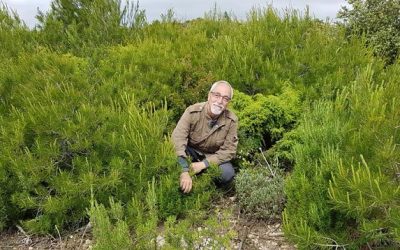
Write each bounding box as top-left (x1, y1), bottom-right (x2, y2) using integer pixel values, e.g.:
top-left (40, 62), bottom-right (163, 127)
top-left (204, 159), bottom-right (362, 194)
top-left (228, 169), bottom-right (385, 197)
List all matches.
top-left (2, 0), bottom-right (349, 28)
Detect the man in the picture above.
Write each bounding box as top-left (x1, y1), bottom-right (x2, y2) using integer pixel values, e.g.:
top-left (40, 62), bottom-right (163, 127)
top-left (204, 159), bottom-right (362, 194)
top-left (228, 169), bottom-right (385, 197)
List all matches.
top-left (172, 80), bottom-right (238, 193)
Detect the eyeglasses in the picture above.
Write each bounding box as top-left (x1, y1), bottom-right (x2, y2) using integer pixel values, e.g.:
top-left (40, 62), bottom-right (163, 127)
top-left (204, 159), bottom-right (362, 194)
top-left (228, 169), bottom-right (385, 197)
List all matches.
top-left (210, 92), bottom-right (231, 103)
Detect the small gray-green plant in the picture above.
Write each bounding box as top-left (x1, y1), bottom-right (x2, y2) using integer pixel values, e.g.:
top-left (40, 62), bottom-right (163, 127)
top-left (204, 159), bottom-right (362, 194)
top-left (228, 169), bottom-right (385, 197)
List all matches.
top-left (235, 158), bottom-right (285, 220)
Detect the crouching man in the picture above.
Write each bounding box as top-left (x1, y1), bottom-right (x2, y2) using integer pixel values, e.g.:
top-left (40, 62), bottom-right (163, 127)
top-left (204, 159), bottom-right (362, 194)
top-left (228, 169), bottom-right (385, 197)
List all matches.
top-left (171, 80), bottom-right (238, 193)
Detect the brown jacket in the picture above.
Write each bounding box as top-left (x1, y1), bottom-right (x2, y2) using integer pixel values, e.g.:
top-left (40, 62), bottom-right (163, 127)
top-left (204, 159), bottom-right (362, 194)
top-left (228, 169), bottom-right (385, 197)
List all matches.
top-left (171, 102), bottom-right (238, 165)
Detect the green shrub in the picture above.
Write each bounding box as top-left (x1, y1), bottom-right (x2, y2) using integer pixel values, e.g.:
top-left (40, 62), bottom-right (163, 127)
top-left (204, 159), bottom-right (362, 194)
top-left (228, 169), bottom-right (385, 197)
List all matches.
top-left (90, 181), bottom-right (231, 249)
top-left (89, 198), bottom-right (133, 250)
top-left (230, 88), bottom-right (300, 166)
top-left (235, 164), bottom-right (285, 220)
top-left (0, 50), bottom-right (182, 233)
top-left (265, 129), bottom-right (302, 171)
top-left (208, 6), bottom-right (378, 101)
top-left (162, 210), bottom-right (236, 249)
top-left (36, 0), bottom-right (146, 54)
top-left (338, 0), bottom-right (400, 64)
top-left (155, 166), bottom-right (219, 220)
top-left (284, 64), bottom-right (400, 248)
top-left (2, 2), bottom-right (399, 247)
top-left (0, 4), bottom-right (35, 59)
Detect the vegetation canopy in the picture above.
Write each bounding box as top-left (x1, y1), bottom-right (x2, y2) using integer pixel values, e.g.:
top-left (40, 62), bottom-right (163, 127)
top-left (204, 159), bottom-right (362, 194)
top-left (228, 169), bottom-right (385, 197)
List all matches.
top-left (0, 0), bottom-right (399, 248)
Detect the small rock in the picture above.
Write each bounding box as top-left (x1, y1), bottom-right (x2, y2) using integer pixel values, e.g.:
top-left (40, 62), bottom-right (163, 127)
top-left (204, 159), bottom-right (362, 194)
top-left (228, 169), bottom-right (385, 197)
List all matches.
top-left (156, 235), bottom-right (165, 247)
top-left (268, 232), bottom-right (284, 237)
top-left (22, 238), bottom-right (32, 245)
top-left (83, 239), bottom-right (93, 249)
top-left (180, 237), bottom-right (188, 248)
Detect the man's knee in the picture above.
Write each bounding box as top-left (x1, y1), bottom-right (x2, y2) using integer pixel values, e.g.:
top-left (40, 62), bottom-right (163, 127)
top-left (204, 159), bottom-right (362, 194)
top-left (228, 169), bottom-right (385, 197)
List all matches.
top-left (219, 162), bottom-right (235, 183)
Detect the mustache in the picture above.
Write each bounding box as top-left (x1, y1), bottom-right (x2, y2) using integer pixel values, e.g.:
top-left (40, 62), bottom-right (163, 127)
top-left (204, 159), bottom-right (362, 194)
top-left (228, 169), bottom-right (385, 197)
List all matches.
top-left (212, 103), bottom-right (223, 108)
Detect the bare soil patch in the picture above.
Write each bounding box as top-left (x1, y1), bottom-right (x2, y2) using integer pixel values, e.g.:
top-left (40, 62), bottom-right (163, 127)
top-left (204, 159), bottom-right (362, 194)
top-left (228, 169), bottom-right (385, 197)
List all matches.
top-left (0, 226), bottom-right (92, 250)
top-left (215, 194), bottom-right (296, 250)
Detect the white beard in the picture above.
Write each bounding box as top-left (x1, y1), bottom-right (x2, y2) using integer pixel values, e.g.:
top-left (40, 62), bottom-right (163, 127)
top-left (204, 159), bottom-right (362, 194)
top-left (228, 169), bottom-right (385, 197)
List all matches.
top-left (210, 103), bottom-right (224, 115)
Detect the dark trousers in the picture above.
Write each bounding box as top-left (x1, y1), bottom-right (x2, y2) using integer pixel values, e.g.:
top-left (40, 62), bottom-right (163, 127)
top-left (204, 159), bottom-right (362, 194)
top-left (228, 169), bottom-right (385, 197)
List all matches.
top-left (185, 146), bottom-right (235, 184)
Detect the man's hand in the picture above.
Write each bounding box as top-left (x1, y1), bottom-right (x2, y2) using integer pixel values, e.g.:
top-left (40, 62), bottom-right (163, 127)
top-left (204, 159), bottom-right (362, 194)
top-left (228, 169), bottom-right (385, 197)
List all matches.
top-left (180, 172), bottom-right (192, 193)
top-left (190, 161), bottom-right (207, 174)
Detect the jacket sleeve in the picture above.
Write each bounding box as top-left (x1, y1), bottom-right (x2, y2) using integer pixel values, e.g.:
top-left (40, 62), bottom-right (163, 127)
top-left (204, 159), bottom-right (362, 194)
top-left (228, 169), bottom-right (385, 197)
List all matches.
top-left (206, 120), bottom-right (238, 165)
top-left (171, 108), bottom-right (191, 157)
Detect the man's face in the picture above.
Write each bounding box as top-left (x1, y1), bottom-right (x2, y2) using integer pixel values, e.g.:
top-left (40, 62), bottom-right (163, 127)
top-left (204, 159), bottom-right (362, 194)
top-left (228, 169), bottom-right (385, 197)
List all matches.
top-left (208, 84), bottom-right (231, 116)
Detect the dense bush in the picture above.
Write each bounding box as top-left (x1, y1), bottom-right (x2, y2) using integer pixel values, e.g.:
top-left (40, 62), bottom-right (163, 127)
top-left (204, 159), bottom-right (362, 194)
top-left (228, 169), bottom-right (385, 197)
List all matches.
top-left (0, 50), bottom-right (216, 234)
top-left (0, 4), bottom-right (36, 59)
top-left (57, 3), bottom-right (379, 106)
top-left (36, 0), bottom-right (146, 54)
top-left (284, 64), bottom-right (400, 248)
top-left (230, 88), bottom-right (300, 159)
top-left (1, 0), bottom-right (399, 248)
top-left (90, 181), bottom-right (233, 249)
top-left (89, 198), bottom-right (133, 250)
top-left (338, 0), bottom-right (400, 64)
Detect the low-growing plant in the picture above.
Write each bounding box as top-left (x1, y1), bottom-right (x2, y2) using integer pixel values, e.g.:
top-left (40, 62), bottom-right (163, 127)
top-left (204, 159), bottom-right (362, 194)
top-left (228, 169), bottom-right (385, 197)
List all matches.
top-left (235, 159), bottom-right (285, 220)
top-left (162, 209), bottom-right (236, 249)
top-left (89, 198), bottom-right (133, 250)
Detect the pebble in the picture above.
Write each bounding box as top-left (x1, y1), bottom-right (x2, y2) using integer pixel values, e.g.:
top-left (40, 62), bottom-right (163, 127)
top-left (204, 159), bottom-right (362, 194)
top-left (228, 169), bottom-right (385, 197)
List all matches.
top-left (84, 239), bottom-right (92, 245)
top-left (268, 232), bottom-right (284, 237)
top-left (180, 237), bottom-right (188, 248)
top-left (22, 238), bottom-right (32, 245)
top-left (156, 235), bottom-right (165, 247)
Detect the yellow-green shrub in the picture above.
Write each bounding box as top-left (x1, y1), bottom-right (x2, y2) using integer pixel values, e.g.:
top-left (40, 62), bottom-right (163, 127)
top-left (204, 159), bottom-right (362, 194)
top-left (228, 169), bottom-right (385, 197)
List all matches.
top-left (0, 50), bottom-right (215, 234)
top-left (284, 64), bottom-right (400, 248)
